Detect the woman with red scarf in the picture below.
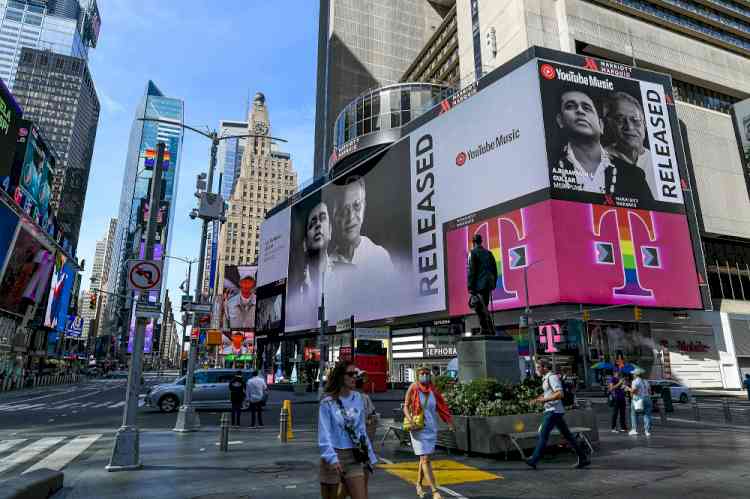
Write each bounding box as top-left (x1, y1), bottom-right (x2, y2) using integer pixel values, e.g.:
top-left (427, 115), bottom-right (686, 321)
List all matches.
top-left (403, 365), bottom-right (454, 499)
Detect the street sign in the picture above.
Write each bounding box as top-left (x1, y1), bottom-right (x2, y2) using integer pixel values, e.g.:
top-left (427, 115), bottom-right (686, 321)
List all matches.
top-left (136, 302), bottom-right (162, 319)
top-left (127, 260), bottom-right (163, 292)
top-left (336, 316), bottom-right (354, 332)
top-left (184, 302), bottom-right (211, 314)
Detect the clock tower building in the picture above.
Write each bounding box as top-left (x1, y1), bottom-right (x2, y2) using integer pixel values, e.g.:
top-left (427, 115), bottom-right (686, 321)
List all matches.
top-left (218, 92), bottom-right (298, 275)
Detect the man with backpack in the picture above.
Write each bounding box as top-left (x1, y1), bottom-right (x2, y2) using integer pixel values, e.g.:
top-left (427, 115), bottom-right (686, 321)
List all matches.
top-left (228, 371), bottom-right (246, 428)
top-left (526, 358), bottom-right (590, 470)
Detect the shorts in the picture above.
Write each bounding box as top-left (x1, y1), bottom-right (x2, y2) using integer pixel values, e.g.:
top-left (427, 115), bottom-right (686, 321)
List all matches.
top-left (319, 448), bottom-right (366, 485)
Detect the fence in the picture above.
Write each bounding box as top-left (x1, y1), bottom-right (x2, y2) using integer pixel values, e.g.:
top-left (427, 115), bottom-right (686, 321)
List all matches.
top-left (0, 374), bottom-right (84, 393)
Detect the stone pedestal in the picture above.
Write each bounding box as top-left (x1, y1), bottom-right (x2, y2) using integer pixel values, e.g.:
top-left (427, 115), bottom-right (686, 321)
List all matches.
top-left (457, 336), bottom-right (520, 384)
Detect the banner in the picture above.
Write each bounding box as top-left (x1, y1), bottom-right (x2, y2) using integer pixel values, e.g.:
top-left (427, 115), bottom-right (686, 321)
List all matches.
top-left (64, 314), bottom-right (84, 337)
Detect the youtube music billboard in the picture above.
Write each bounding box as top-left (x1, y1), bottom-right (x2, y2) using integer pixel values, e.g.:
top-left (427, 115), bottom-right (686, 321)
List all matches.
top-left (259, 47), bottom-right (703, 332)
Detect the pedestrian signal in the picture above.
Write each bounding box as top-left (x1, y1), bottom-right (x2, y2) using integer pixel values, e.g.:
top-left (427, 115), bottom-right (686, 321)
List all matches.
top-left (89, 292), bottom-right (97, 310)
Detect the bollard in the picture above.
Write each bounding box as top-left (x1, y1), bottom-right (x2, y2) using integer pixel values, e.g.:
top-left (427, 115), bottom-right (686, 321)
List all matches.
top-left (659, 398), bottom-right (667, 424)
top-left (219, 413), bottom-right (229, 452)
top-left (722, 399), bottom-right (732, 423)
top-left (282, 399), bottom-right (294, 441)
top-left (692, 400), bottom-right (700, 421)
top-left (279, 407), bottom-right (289, 443)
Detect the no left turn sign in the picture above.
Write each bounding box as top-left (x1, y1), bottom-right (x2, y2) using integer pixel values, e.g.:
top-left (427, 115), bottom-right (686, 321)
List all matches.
top-left (127, 260), bottom-right (163, 291)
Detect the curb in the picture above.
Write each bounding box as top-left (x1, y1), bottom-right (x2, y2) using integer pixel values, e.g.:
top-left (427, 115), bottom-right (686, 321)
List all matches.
top-left (0, 469), bottom-right (63, 499)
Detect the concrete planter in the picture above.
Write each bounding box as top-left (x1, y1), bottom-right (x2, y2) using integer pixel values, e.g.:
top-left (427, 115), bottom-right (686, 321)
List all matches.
top-left (292, 383), bottom-right (307, 395)
top-left (448, 408), bottom-right (598, 456)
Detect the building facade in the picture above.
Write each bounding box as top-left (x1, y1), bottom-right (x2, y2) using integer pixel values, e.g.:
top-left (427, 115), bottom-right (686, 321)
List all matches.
top-left (12, 46), bottom-right (100, 247)
top-left (313, 0), bottom-right (453, 175)
top-left (219, 92), bottom-right (297, 269)
top-left (0, 0), bottom-right (100, 90)
top-left (105, 81), bottom-right (183, 354)
top-left (86, 217), bottom-right (115, 343)
top-left (388, 0), bottom-right (750, 388)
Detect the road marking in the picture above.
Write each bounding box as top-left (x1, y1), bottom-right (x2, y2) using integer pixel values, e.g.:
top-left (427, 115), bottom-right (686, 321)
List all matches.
top-left (77, 402), bottom-right (94, 408)
top-left (0, 437), bottom-right (64, 474)
top-left (109, 401), bottom-right (125, 408)
top-left (0, 439), bottom-right (26, 454)
top-left (91, 402), bottom-right (111, 408)
top-left (24, 435), bottom-right (102, 474)
top-left (438, 486), bottom-right (469, 498)
top-left (378, 459), bottom-right (501, 487)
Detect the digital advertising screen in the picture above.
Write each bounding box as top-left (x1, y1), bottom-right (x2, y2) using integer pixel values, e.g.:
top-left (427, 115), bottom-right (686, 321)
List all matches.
top-left (222, 265), bottom-right (257, 330)
top-left (538, 60), bottom-right (684, 212)
top-left (44, 254), bottom-right (76, 331)
top-left (0, 78), bottom-right (22, 177)
top-left (257, 206), bottom-right (291, 287)
top-left (12, 121), bottom-right (55, 226)
top-left (221, 330), bottom-right (254, 356)
top-left (256, 279), bottom-right (285, 336)
top-left (0, 202), bottom-right (20, 281)
top-left (0, 225), bottom-right (53, 314)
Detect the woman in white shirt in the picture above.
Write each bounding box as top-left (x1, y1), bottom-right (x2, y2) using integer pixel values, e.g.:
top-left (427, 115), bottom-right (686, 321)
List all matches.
top-left (319, 361), bottom-right (377, 499)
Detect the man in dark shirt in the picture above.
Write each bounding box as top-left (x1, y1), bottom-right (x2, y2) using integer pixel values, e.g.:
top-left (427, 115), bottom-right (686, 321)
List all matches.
top-left (229, 371), bottom-right (246, 428)
top-left (467, 234), bottom-right (498, 334)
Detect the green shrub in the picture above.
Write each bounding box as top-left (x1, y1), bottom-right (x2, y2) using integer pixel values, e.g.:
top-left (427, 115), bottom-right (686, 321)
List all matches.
top-left (444, 377), bottom-right (543, 416)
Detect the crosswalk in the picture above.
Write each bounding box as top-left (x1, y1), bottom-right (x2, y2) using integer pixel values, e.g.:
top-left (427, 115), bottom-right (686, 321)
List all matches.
top-left (0, 434), bottom-right (103, 476)
top-left (0, 400), bottom-right (127, 412)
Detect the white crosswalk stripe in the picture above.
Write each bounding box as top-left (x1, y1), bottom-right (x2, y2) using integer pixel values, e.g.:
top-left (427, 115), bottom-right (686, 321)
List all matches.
top-left (23, 435), bottom-right (102, 474)
top-left (0, 437), bottom-right (64, 474)
top-left (109, 401), bottom-right (125, 408)
top-left (0, 439), bottom-right (26, 454)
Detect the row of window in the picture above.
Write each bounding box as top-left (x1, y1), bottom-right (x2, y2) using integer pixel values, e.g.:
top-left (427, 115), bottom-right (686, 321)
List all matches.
top-left (658, 0), bottom-right (750, 34)
top-left (672, 78), bottom-right (738, 113)
top-left (614, 0), bottom-right (750, 52)
top-left (406, 12), bottom-right (457, 80)
top-left (702, 0), bottom-right (750, 20)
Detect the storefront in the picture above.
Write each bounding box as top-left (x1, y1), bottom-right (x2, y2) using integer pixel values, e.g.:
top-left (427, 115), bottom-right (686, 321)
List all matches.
top-left (390, 320), bottom-right (463, 383)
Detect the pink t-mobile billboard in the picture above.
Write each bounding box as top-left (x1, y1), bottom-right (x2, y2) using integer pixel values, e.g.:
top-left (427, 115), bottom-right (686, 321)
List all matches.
top-left (446, 199), bottom-right (702, 315)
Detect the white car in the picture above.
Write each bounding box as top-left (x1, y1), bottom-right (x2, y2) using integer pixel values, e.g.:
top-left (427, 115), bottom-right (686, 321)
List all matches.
top-left (649, 379), bottom-right (691, 403)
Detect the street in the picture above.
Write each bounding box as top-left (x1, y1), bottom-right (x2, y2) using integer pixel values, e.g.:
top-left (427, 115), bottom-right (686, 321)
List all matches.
top-left (1, 376), bottom-right (749, 498)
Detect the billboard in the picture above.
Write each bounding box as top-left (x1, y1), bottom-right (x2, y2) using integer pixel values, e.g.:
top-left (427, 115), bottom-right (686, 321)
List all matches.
top-left (268, 48), bottom-right (703, 332)
top-left (222, 265), bottom-right (257, 330)
top-left (538, 60), bottom-right (684, 211)
top-left (257, 206), bottom-right (291, 287)
top-left (221, 330), bottom-right (254, 356)
top-left (0, 225), bottom-right (54, 314)
top-left (256, 279), bottom-right (285, 336)
top-left (11, 121), bottom-right (55, 228)
top-left (44, 254), bottom-right (76, 331)
top-left (0, 78), bottom-right (21, 177)
top-left (0, 202), bottom-right (20, 281)
top-left (64, 315), bottom-right (84, 338)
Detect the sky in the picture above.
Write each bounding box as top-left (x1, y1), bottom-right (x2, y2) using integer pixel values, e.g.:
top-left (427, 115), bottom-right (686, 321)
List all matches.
top-left (77, 0), bottom-right (319, 327)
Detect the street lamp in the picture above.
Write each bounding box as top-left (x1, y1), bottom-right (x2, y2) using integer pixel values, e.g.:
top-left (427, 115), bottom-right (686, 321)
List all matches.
top-left (136, 117), bottom-right (287, 433)
top-left (521, 259), bottom-right (544, 370)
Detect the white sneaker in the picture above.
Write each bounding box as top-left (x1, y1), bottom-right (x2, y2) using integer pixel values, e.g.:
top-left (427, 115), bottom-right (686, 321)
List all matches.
top-left (611, 429), bottom-right (619, 433)
top-left (629, 430), bottom-right (638, 436)
top-left (645, 432), bottom-right (651, 437)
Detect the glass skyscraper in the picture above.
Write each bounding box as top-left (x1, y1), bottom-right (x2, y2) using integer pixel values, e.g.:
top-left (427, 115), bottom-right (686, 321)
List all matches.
top-left (105, 81), bottom-right (183, 350)
top-left (0, 0), bottom-right (99, 89)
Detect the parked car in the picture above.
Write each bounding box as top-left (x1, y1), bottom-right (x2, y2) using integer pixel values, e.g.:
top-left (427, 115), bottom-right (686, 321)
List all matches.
top-left (649, 379), bottom-right (692, 403)
top-left (144, 369), bottom-right (253, 413)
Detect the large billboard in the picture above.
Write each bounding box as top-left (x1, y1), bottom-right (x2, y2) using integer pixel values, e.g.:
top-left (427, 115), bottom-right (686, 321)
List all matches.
top-left (44, 254), bottom-right (76, 331)
top-left (11, 121), bottom-right (55, 229)
top-left (257, 207), bottom-right (291, 287)
top-left (222, 265), bottom-right (257, 330)
top-left (256, 279), bottom-right (285, 336)
top-left (0, 78), bottom-right (21, 177)
top-left (0, 202), bottom-right (20, 281)
top-left (263, 48), bottom-right (703, 333)
top-left (0, 225), bottom-right (54, 315)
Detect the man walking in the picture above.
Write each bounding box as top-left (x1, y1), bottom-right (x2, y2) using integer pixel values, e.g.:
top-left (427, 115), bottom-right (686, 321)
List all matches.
top-left (526, 358), bottom-right (590, 469)
top-left (228, 371), bottom-right (246, 428)
top-left (246, 370), bottom-right (268, 428)
top-left (467, 234), bottom-right (498, 334)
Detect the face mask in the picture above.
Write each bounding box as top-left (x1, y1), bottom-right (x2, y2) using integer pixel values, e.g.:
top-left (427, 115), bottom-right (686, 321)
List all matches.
top-left (418, 375), bottom-right (430, 384)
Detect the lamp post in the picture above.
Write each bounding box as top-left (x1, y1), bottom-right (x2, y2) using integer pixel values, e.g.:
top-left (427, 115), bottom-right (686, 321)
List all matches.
top-left (136, 117), bottom-right (287, 432)
top-left (521, 259), bottom-right (544, 374)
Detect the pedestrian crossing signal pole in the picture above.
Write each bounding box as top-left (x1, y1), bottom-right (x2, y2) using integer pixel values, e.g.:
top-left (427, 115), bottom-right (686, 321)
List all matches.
top-left (107, 142), bottom-right (166, 471)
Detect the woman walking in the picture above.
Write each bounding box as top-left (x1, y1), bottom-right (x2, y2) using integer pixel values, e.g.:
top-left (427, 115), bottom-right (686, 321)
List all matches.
top-left (628, 367), bottom-right (653, 436)
top-left (319, 361), bottom-right (376, 499)
top-left (404, 365), bottom-right (454, 499)
top-left (608, 371), bottom-right (628, 432)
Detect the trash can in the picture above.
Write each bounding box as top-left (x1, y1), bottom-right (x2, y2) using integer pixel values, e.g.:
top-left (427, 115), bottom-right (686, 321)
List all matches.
top-left (661, 387), bottom-right (674, 413)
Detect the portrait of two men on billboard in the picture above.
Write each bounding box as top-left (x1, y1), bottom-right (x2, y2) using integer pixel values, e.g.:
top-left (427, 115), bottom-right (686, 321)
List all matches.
top-left (285, 144), bottom-right (412, 330)
top-left (539, 62), bottom-right (682, 211)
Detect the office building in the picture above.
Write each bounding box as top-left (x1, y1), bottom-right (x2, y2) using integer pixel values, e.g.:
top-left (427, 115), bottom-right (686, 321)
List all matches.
top-left (220, 92), bottom-right (297, 267)
top-left (87, 217), bottom-right (116, 340)
top-left (105, 81), bottom-right (184, 350)
top-left (0, 0), bottom-right (100, 90)
top-left (12, 46), bottom-right (100, 246)
top-left (313, 0), bottom-right (453, 175)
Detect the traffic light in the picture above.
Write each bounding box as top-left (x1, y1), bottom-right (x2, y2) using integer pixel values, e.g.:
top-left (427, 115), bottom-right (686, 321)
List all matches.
top-left (89, 291), bottom-right (97, 310)
top-left (582, 310), bottom-right (590, 321)
top-left (634, 306), bottom-right (642, 321)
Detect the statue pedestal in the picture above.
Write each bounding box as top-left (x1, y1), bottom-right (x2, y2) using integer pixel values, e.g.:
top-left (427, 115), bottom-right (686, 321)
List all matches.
top-left (457, 336), bottom-right (520, 384)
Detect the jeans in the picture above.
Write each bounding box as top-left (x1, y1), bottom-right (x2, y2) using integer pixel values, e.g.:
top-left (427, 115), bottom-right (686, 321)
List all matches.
top-left (528, 411), bottom-right (586, 465)
top-left (631, 397), bottom-right (652, 433)
top-left (611, 398), bottom-right (628, 430)
top-left (231, 400), bottom-right (243, 426)
top-left (249, 401), bottom-right (264, 427)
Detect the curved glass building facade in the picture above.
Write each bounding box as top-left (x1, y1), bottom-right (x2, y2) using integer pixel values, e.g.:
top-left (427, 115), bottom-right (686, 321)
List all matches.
top-left (332, 83), bottom-right (453, 155)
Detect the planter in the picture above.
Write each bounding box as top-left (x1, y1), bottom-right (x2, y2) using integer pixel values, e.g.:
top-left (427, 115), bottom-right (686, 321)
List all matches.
top-left (448, 408), bottom-right (599, 456)
top-left (292, 383), bottom-right (307, 395)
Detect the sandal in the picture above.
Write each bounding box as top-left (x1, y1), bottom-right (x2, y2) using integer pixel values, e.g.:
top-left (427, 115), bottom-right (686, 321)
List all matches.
top-left (432, 492), bottom-right (444, 499)
top-left (415, 485), bottom-right (426, 498)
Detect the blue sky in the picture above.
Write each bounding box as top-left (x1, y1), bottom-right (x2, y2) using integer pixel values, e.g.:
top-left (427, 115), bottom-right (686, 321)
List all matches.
top-left (78, 1), bottom-right (319, 323)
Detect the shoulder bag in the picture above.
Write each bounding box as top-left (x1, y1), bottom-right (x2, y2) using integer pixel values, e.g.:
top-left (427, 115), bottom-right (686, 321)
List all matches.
top-left (403, 390), bottom-right (426, 432)
top-left (334, 397), bottom-right (373, 471)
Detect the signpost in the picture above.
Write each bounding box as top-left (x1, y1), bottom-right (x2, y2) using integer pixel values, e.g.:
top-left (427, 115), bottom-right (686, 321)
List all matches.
top-left (127, 260), bottom-right (163, 292)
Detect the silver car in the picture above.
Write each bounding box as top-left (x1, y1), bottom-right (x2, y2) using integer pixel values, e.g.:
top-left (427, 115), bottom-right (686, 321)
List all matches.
top-left (649, 379), bottom-right (692, 403)
top-left (144, 369), bottom-right (253, 413)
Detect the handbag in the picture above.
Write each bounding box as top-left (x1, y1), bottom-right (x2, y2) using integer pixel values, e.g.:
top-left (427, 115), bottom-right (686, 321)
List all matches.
top-left (633, 397), bottom-right (645, 414)
top-left (403, 411), bottom-right (425, 432)
top-left (334, 398), bottom-right (372, 471)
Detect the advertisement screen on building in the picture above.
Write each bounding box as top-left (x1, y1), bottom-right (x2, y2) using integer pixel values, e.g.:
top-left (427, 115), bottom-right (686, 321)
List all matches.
top-left (0, 78), bottom-right (21, 177)
top-left (538, 60), bottom-right (684, 212)
top-left (221, 330), bottom-right (254, 356)
top-left (44, 254), bottom-right (76, 331)
top-left (0, 202), bottom-right (20, 281)
top-left (0, 225), bottom-right (54, 315)
top-left (257, 206), bottom-right (291, 287)
top-left (222, 265), bottom-right (257, 330)
top-left (11, 121), bottom-right (55, 227)
top-left (256, 279), bottom-right (285, 336)
top-left (64, 315), bottom-right (84, 338)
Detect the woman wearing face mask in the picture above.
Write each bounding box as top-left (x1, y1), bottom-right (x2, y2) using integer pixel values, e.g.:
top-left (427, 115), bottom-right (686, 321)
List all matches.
top-left (403, 365), bottom-right (454, 499)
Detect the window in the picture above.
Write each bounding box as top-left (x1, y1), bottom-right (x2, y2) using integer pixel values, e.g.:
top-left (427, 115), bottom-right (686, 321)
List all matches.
top-left (194, 372), bottom-right (209, 384)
